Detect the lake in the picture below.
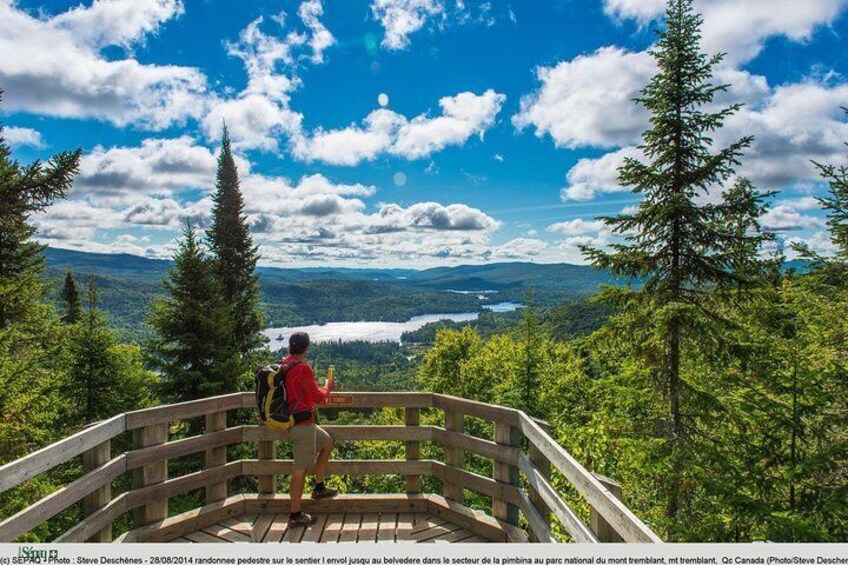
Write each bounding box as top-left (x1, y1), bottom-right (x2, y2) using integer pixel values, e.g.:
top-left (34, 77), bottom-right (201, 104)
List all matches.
top-left (262, 302), bottom-right (522, 344)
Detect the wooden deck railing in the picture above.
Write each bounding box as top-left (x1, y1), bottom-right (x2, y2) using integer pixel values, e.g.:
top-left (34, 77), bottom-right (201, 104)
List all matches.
top-left (0, 392), bottom-right (662, 544)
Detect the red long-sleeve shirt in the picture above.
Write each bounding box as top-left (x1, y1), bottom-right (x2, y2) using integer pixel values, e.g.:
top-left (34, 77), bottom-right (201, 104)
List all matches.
top-left (280, 355), bottom-right (332, 425)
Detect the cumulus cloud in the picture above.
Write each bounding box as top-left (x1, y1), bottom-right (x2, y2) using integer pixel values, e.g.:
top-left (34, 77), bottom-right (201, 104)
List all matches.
top-left (494, 238), bottom-right (548, 259)
top-left (3, 126), bottom-right (45, 149)
top-left (0, 0), bottom-right (207, 129)
top-left (561, 146), bottom-right (642, 201)
top-left (547, 218), bottom-right (607, 235)
top-left (293, 89), bottom-right (505, 165)
top-left (604, 0), bottom-right (848, 65)
top-left (75, 137), bottom-right (218, 204)
top-left (513, 47), bottom-right (654, 149)
top-left (555, 76), bottom-right (848, 201)
top-left (516, 0), bottom-right (848, 210)
top-left (761, 205), bottom-right (823, 232)
top-left (34, 134), bottom-right (512, 265)
top-left (371, 0), bottom-right (445, 50)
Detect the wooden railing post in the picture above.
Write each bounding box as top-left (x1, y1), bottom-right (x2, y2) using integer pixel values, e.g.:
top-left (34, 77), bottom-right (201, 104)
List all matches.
top-left (590, 474), bottom-right (625, 542)
top-left (132, 423), bottom-right (168, 526)
top-left (81, 439), bottom-right (111, 542)
top-left (404, 407), bottom-right (420, 494)
top-left (258, 438), bottom-right (277, 494)
top-left (205, 411), bottom-right (227, 503)
top-left (493, 421), bottom-right (520, 526)
top-left (443, 410), bottom-right (464, 503)
top-left (528, 420), bottom-right (552, 540)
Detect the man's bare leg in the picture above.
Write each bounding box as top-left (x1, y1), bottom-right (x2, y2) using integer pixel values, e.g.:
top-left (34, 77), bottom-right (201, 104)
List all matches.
top-left (290, 469), bottom-right (307, 513)
top-left (313, 437), bottom-right (334, 485)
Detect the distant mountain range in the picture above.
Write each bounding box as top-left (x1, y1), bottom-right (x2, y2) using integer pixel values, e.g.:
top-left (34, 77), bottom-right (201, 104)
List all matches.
top-left (43, 247), bottom-right (612, 292)
top-left (43, 247), bottom-right (809, 342)
top-left (43, 247), bottom-right (613, 341)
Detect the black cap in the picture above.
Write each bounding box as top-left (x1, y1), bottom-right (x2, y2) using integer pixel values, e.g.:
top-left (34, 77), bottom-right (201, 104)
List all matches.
top-left (289, 332), bottom-right (310, 355)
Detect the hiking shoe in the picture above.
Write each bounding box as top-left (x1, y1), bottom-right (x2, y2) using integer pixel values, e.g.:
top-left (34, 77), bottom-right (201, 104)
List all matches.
top-left (287, 512), bottom-right (317, 528)
top-left (311, 486), bottom-right (338, 500)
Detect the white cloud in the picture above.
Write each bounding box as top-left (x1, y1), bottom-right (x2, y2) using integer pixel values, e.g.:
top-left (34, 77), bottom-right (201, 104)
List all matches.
top-left (3, 126), bottom-right (45, 148)
top-left (391, 90), bottom-right (506, 158)
top-left (720, 80), bottom-right (848, 190)
top-left (293, 89), bottom-right (505, 165)
top-left (604, 0), bottom-right (848, 65)
top-left (555, 76), bottom-right (848, 201)
top-left (513, 47), bottom-right (654, 149)
top-left (35, 134), bottom-right (509, 266)
top-left (494, 238), bottom-right (548, 259)
top-left (49, 0), bottom-right (185, 50)
top-left (561, 146), bottom-right (642, 201)
top-left (75, 137), bottom-right (218, 204)
top-left (202, 1), bottom-right (334, 150)
top-left (761, 205), bottom-right (823, 232)
top-left (0, 0), bottom-right (207, 129)
top-left (293, 109), bottom-right (404, 165)
top-left (783, 230), bottom-right (839, 258)
top-left (776, 196), bottom-right (822, 211)
top-left (547, 218), bottom-right (607, 235)
top-left (204, 94), bottom-right (304, 152)
top-left (298, 0), bottom-right (336, 64)
top-left (371, 0), bottom-right (445, 50)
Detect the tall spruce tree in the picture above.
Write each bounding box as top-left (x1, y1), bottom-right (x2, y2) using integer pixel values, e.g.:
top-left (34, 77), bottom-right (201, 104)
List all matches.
top-left (0, 91), bottom-right (80, 330)
top-left (581, 0), bottom-right (769, 527)
top-left (149, 222), bottom-right (239, 402)
top-left (207, 127), bottom-right (262, 356)
top-left (60, 270), bottom-right (82, 324)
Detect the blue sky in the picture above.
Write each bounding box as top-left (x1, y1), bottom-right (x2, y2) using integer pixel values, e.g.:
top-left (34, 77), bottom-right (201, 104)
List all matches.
top-left (4, 0), bottom-right (848, 267)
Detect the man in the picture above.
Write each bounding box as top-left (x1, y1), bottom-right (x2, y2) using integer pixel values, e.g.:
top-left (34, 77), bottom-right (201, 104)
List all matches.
top-left (280, 331), bottom-right (338, 527)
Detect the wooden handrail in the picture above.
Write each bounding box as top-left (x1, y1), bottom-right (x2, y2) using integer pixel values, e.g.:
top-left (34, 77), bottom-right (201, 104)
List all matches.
top-left (0, 392), bottom-right (661, 544)
top-left (518, 412), bottom-right (662, 543)
top-left (0, 414), bottom-right (125, 495)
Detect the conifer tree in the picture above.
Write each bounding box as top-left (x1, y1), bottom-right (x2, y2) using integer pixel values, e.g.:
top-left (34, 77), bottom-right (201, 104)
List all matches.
top-left (794, 108), bottom-right (848, 281)
top-left (61, 277), bottom-right (153, 426)
top-left (60, 270), bottom-right (82, 324)
top-left (0, 90), bottom-right (80, 330)
top-left (207, 127), bottom-right (262, 356)
top-left (149, 222), bottom-right (239, 402)
top-left (581, 0), bottom-right (769, 526)
top-left (813, 112), bottom-right (848, 260)
top-left (0, 89), bottom-right (79, 465)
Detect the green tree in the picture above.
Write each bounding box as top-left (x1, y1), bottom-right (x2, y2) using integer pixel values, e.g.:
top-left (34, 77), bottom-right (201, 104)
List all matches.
top-left (207, 127), bottom-right (263, 356)
top-left (149, 222), bottom-right (240, 402)
top-left (60, 277), bottom-right (154, 426)
top-left (60, 270), bottom-right (82, 324)
top-left (580, 0), bottom-right (769, 528)
top-left (0, 91), bottom-right (80, 533)
top-left (0, 92), bottom-right (80, 330)
top-left (812, 111), bottom-right (848, 260)
top-left (794, 108), bottom-right (848, 283)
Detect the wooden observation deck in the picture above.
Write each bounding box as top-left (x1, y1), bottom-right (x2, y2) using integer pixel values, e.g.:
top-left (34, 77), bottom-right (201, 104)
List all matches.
top-left (0, 392), bottom-right (661, 544)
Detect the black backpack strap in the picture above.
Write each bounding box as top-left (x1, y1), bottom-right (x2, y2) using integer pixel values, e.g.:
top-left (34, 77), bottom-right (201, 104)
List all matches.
top-left (275, 360), bottom-right (301, 386)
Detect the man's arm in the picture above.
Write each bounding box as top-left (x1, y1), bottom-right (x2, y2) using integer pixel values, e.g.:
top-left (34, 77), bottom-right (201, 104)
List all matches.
top-left (299, 366), bottom-right (331, 404)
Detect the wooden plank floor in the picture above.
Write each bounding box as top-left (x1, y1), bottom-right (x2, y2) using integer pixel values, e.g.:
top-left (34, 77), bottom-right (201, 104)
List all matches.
top-left (168, 513), bottom-right (489, 543)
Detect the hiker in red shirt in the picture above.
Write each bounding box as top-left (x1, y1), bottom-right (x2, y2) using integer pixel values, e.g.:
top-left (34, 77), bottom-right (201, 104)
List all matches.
top-left (279, 332), bottom-right (338, 527)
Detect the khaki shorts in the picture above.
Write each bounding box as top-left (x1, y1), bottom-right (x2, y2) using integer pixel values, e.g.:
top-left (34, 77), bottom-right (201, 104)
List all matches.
top-left (287, 424), bottom-right (331, 470)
